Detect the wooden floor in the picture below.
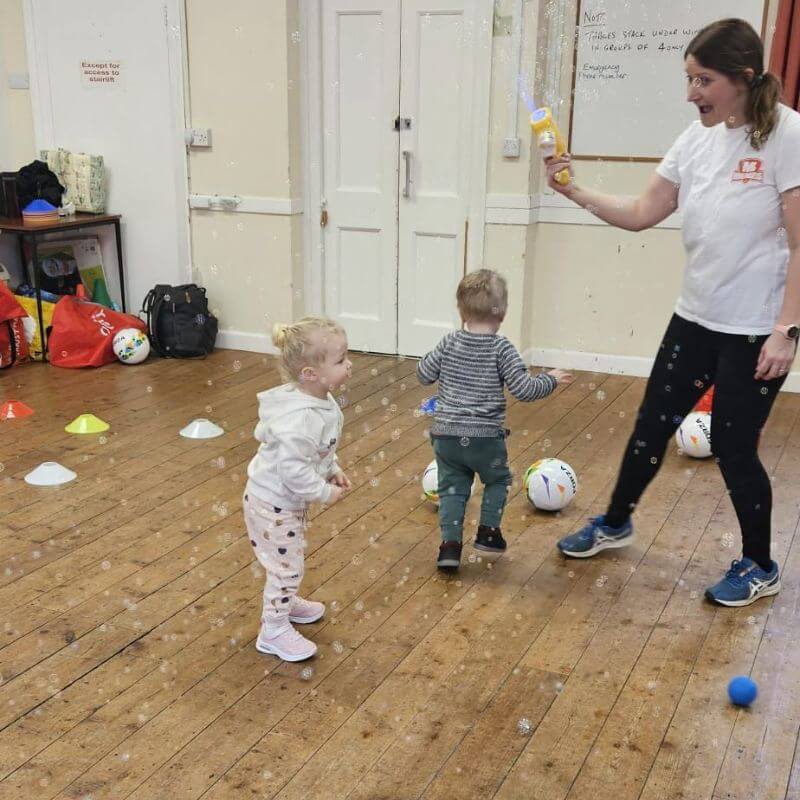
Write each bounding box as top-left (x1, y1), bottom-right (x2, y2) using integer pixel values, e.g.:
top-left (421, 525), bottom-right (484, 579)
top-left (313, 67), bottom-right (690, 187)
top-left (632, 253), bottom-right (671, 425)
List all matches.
top-left (2, 350), bottom-right (800, 800)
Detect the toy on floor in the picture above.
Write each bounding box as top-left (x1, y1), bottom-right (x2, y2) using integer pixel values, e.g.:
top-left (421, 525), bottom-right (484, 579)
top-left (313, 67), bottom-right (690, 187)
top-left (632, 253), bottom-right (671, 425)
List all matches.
top-left (675, 412), bottom-right (712, 458)
top-left (113, 327), bottom-right (150, 365)
top-left (25, 462), bottom-right (76, 486)
top-left (421, 459), bottom-right (475, 506)
top-left (0, 400), bottom-right (34, 420)
top-left (524, 458), bottom-right (578, 511)
top-left (65, 413), bottom-right (109, 434)
top-left (422, 460), bottom-right (439, 503)
top-left (180, 418), bottom-right (224, 439)
top-left (728, 675), bottom-right (757, 707)
top-left (695, 386), bottom-right (715, 413)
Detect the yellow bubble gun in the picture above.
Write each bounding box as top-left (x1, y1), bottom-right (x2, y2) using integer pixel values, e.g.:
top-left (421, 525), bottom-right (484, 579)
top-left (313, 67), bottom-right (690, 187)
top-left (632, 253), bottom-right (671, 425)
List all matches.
top-left (530, 107), bottom-right (570, 186)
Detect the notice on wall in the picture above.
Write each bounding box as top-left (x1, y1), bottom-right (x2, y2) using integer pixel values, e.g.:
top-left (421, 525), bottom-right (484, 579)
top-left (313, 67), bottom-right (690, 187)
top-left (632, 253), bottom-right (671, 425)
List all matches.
top-left (569, 0), bottom-right (764, 159)
top-left (80, 60), bottom-right (123, 88)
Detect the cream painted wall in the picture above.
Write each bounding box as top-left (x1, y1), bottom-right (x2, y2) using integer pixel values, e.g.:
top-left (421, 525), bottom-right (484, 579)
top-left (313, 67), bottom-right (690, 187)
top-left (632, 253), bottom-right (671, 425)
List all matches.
top-left (0, 0), bottom-right (35, 170)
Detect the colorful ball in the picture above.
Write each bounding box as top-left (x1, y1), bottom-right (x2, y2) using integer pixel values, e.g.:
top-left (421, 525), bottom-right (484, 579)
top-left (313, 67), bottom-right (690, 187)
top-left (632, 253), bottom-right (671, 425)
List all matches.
top-left (523, 458), bottom-right (578, 511)
top-left (422, 460), bottom-right (439, 504)
top-left (676, 411), bottom-right (712, 458)
top-left (728, 675), bottom-right (757, 706)
top-left (421, 459), bottom-right (474, 506)
top-left (112, 328), bottom-right (150, 365)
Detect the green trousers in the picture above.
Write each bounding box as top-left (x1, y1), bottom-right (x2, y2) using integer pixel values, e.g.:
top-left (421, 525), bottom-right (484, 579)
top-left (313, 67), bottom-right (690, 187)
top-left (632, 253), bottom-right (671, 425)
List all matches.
top-left (432, 433), bottom-right (512, 542)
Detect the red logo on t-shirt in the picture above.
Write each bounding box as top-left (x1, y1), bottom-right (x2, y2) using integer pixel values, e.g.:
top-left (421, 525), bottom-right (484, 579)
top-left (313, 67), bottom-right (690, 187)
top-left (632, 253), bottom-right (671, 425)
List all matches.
top-left (732, 158), bottom-right (764, 183)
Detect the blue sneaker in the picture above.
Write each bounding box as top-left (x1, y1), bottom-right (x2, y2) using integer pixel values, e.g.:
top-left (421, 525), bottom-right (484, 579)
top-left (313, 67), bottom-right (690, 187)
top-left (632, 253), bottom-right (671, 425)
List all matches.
top-left (705, 558), bottom-right (781, 607)
top-left (557, 515), bottom-right (633, 558)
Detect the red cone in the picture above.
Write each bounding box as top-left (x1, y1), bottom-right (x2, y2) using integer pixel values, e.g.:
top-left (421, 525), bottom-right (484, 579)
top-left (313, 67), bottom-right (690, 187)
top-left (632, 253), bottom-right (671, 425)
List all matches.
top-left (0, 400), bottom-right (34, 420)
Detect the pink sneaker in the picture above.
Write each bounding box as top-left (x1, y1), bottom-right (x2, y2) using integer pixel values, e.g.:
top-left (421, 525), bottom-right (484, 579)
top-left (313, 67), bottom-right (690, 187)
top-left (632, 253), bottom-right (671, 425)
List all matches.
top-left (256, 625), bottom-right (317, 661)
top-left (289, 596), bottom-right (325, 624)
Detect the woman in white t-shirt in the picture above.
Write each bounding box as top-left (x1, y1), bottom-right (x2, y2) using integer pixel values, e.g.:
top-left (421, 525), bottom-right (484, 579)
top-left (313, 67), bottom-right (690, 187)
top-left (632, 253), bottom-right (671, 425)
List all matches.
top-left (552, 18), bottom-right (800, 607)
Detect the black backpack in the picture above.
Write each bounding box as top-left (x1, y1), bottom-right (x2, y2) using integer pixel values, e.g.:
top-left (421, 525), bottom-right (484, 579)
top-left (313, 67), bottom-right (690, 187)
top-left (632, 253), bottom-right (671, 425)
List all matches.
top-left (16, 160), bottom-right (64, 209)
top-left (140, 284), bottom-right (218, 358)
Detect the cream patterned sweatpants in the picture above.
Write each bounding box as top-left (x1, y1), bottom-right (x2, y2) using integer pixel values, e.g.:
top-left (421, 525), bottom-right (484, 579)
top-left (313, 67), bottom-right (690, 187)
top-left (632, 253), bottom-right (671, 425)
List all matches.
top-left (243, 492), bottom-right (307, 632)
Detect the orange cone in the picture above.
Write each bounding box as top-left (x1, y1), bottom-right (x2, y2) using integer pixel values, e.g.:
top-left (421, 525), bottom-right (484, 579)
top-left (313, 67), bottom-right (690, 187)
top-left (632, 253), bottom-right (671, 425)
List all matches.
top-left (75, 283), bottom-right (88, 300)
top-left (695, 386), bottom-right (715, 413)
top-left (0, 400), bottom-right (34, 420)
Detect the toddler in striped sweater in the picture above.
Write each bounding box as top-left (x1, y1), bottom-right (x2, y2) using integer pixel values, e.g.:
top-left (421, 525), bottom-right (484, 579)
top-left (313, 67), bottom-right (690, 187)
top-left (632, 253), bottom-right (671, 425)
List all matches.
top-left (417, 269), bottom-right (572, 570)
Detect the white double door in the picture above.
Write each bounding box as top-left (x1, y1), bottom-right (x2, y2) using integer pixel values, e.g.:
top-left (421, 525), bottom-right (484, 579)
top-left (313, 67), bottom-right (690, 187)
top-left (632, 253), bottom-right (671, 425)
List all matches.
top-left (321, 0), bottom-right (488, 356)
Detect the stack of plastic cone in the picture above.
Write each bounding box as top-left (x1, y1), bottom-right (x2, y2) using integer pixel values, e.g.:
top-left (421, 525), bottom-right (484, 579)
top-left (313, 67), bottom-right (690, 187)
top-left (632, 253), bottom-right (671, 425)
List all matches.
top-left (65, 413), bottom-right (109, 434)
top-left (92, 277), bottom-right (113, 309)
top-left (25, 461), bottom-right (77, 486)
top-left (180, 418), bottom-right (224, 439)
top-left (0, 400), bottom-right (34, 420)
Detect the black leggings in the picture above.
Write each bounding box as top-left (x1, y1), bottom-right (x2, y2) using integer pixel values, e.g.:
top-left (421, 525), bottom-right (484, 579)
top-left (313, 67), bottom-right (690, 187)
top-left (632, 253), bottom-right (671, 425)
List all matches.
top-left (605, 314), bottom-right (788, 569)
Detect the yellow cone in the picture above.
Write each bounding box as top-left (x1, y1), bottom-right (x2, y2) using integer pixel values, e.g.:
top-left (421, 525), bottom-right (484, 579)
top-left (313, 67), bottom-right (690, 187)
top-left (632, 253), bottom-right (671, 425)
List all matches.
top-left (65, 413), bottom-right (110, 434)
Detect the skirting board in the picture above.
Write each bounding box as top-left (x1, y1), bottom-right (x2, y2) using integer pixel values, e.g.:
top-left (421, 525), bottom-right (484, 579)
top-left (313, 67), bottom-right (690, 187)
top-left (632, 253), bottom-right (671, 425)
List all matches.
top-left (215, 329), bottom-right (278, 355)
top-left (527, 347), bottom-right (800, 394)
top-left (215, 335), bottom-right (800, 393)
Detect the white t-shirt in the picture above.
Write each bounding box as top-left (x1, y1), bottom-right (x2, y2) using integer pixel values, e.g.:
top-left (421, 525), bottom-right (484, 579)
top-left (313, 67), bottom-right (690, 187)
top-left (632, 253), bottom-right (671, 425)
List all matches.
top-left (657, 104), bottom-right (800, 335)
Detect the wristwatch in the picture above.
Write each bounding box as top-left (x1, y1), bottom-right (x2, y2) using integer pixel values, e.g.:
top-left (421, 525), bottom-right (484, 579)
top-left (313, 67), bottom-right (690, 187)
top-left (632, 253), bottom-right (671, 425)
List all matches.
top-left (774, 323), bottom-right (800, 340)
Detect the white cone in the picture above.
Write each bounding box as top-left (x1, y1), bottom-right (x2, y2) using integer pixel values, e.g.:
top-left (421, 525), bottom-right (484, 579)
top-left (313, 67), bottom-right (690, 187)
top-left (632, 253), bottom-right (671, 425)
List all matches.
top-left (180, 418), bottom-right (224, 439)
top-left (24, 461), bottom-right (77, 486)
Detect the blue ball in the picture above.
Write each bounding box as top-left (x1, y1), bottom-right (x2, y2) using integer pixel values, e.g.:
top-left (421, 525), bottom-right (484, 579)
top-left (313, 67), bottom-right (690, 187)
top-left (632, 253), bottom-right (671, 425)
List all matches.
top-left (728, 676), bottom-right (758, 706)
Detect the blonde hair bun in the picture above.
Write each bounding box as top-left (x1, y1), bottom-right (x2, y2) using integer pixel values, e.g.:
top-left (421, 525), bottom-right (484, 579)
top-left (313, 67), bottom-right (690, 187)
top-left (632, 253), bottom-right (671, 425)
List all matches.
top-left (272, 322), bottom-right (290, 349)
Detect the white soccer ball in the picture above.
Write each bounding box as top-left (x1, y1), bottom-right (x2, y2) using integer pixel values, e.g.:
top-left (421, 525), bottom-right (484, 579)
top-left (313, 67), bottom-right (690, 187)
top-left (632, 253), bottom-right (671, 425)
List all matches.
top-left (422, 460), bottom-right (440, 504)
top-left (523, 458), bottom-right (578, 511)
top-left (112, 328), bottom-right (150, 365)
top-left (421, 459), bottom-right (475, 506)
top-left (675, 411), bottom-right (712, 458)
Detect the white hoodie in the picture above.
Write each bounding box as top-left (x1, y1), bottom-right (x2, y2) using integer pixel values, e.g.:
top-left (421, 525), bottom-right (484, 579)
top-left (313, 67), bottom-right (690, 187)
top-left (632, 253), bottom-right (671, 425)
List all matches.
top-left (245, 384), bottom-right (343, 510)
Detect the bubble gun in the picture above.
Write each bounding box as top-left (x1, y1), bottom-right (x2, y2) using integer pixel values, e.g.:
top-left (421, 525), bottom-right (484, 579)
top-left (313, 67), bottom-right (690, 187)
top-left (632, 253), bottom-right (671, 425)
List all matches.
top-left (530, 107), bottom-right (570, 186)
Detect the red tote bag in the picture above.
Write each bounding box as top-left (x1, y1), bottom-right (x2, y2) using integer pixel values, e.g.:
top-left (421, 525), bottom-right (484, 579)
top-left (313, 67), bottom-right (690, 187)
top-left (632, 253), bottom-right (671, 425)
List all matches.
top-left (0, 283), bottom-right (30, 369)
top-left (48, 296), bottom-right (146, 368)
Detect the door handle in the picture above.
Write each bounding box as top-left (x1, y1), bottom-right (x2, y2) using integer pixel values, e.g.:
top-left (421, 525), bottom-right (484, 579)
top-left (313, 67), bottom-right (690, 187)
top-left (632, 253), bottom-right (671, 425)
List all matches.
top-left (402, 150), bottom-right (412, 198)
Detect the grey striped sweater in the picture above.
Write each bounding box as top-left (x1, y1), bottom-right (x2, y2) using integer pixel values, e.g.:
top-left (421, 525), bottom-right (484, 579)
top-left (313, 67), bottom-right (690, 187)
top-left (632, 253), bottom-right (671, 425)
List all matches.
top-left (416, 330), bottom-right (557, 437)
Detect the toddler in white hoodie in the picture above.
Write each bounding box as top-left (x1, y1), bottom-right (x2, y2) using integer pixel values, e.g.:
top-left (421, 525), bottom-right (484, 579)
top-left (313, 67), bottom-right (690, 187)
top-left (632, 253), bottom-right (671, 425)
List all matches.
top-left (244, 316), bottom-right (352, 662)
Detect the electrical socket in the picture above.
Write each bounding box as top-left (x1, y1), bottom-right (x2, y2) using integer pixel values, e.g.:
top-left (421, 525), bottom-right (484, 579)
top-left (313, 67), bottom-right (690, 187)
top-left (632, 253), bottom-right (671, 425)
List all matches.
top-left (502, 137), bottom-right (521, 158)
top-left (189, 128), bottom-right (212, 148)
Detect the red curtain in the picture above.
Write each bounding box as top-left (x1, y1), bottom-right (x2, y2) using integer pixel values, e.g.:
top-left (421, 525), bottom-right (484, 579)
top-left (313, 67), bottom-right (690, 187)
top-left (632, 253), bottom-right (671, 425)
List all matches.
top-left (769, 0), bottom-right (800, 110)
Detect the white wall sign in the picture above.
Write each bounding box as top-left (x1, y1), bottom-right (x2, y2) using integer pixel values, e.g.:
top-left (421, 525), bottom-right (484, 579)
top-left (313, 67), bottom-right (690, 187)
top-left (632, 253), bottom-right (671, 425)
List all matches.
top-left (569, 0), bottom-right (765, 159)
top-left (80, 59), bottom-right (123, 88)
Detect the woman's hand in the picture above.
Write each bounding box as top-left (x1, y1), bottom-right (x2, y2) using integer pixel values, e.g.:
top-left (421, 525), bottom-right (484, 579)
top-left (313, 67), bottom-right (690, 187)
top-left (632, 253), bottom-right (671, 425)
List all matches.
top-left (545, 154), bottom-right (575, 195)
top-left (755, 332), bottom-right (796, 380)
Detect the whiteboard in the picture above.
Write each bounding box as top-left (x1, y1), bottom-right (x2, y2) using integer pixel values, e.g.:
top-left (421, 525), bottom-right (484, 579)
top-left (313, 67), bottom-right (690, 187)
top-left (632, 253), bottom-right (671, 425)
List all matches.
top-left (569, 0), bottom-right (766, 159)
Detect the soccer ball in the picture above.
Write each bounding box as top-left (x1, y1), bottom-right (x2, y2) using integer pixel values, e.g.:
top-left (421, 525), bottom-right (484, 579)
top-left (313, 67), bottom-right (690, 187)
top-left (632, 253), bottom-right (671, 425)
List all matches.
top-left (112, 328), bottom-right (150, 365)
top-left (421, 459), bottom-right (475, 506)
top-left (523, 458), bottom-right (578, 511)
top-left (422, 460), bottom-right (440, 503)
top-left (675, 412), bottom-right (712, 458)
